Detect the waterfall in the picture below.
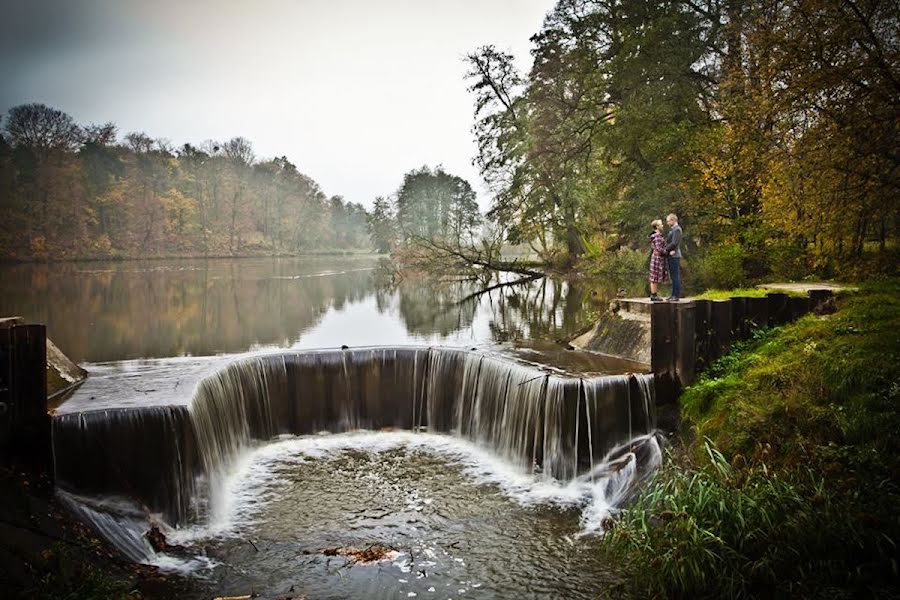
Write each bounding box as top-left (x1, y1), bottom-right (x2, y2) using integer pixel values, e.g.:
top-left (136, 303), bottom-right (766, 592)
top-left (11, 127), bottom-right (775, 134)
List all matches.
top-left (52, 347), bottom-right (658, 536)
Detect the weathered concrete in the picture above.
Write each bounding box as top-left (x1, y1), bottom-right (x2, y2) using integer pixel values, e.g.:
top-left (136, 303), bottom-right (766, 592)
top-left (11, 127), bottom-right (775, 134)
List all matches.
top-left (570, 302), bottom-right (652, 365)
top-left (0, 317), bottom-right (87, 405)
top-left (758, 282), bottom-right (856, 294)
top-left (572, 287), bottom-right (837, 394)
top-left (46, 339), bottom-right (87, 403)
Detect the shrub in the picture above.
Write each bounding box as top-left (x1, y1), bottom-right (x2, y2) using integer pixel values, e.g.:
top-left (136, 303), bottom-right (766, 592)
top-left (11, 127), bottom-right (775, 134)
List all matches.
top-left (584, 246), bottom-right (649, 281)
top-left (692, 243), bottom-right (747, 289)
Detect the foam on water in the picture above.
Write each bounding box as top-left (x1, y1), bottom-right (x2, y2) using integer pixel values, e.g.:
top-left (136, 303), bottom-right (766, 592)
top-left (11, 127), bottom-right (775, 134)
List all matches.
top-left (183, 430), bottom-right (661, 543)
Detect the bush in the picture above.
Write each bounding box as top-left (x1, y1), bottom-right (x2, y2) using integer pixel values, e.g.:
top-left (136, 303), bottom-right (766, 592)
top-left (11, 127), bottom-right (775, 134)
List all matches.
top-left (692, 243), bottom-right (747, 289)
top-left (764, 239), bottom-right (810, 281)
top-left (584, 246), bottom-right (649, 281)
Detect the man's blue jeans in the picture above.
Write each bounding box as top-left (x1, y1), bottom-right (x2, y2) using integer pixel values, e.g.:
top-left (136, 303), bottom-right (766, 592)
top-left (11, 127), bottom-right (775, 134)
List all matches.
top-left (667, 256), bottom-right (682, 298)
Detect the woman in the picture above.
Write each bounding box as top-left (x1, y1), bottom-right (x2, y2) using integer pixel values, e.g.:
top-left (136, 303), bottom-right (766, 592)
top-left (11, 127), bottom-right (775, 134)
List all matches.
top-left (648, 219), bottom-right (667, 301)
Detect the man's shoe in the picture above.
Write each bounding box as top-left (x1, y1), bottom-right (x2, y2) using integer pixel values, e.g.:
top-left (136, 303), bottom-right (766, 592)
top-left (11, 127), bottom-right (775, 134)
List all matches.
top-left (666, 296), bottom-right (680, 302)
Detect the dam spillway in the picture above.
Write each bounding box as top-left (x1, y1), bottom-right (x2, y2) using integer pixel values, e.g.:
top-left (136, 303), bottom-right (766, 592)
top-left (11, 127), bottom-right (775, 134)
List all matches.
top-left (51, 346), bottom-right (659, 572)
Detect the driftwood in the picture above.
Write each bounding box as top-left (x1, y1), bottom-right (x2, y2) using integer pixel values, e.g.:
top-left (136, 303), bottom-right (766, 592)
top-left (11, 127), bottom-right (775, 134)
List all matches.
top-left (144, 525), bottom-right (184, 553)
top-left (322, 544), bottom-right (399, 565)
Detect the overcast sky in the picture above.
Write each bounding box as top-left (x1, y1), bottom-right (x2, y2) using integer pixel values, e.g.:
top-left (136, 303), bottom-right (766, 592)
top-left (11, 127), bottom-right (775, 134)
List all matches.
top-left (0, 0), bottom-right (555, 209)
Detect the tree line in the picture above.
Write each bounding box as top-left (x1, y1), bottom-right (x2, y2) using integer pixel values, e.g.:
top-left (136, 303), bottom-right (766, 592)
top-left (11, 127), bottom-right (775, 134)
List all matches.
top-left (0, 103), bottom-right (370, 260)
top-left (467, 0), bottom-right (898, 280)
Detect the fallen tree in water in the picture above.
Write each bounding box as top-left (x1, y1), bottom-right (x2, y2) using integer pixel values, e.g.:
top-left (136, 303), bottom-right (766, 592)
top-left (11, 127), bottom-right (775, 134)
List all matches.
top-left (394, 233), bottom-right (545, 285)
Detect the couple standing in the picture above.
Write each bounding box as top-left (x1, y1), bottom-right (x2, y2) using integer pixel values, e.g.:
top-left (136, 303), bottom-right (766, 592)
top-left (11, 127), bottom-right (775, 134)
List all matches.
top-left (648, 213), bottom-right (682, 302)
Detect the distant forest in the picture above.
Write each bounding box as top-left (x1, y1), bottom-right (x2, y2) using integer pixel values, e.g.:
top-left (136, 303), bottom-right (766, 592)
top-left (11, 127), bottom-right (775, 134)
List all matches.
top-left (0, 104), bottom-right (372, 260)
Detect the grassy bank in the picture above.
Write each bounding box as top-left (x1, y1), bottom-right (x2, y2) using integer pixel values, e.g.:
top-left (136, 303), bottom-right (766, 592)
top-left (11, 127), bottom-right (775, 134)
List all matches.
top-left (603, 280), bottom-right (900, 599)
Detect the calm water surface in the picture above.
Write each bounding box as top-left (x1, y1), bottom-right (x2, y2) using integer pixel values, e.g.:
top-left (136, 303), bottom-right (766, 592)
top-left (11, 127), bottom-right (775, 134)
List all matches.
top-left (0, 256), bottom-right (622, 364)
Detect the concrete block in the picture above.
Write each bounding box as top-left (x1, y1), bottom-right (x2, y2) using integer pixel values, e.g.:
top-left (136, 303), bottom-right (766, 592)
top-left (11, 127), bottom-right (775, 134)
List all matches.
top-left (766, 293), bottom-right (790, 326)
top-left (674, 302), bottom-right (696, 387)
top-left (650, 302), bottom-right (676, 378)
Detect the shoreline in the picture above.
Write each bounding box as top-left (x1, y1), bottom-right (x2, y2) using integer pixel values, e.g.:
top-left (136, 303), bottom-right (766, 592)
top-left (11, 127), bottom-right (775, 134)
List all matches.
top-left (0, 251), bottom-right (388, 266)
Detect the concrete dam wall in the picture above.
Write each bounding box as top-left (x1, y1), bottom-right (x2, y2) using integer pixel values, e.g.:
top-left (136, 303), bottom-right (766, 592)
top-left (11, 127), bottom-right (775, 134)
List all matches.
top-left (571, 289), bottom-right (836, 393)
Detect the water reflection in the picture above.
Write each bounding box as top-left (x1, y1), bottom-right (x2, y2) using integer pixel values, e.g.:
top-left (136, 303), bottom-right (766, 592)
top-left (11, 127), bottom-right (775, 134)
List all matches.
top-left (0, 257), bottom-right (622, 363)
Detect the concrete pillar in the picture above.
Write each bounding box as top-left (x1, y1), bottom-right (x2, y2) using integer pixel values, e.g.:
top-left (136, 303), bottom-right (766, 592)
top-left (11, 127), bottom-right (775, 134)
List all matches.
top-left (650, 302), bottom-right (676, 379)
top-left (766, 293), bottom-right (790, 326)
top-left (674, 301), bottom-right (696, 387)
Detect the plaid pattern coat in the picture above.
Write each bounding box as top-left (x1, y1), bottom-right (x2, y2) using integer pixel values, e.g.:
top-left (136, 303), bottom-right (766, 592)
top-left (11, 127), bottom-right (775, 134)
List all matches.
top-left (649, 231), bottom-right (668, 284)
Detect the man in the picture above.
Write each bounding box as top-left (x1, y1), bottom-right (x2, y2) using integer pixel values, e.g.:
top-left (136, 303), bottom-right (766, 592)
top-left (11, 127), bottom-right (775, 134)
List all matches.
top-left (665, 213), bottom-right (683, 301)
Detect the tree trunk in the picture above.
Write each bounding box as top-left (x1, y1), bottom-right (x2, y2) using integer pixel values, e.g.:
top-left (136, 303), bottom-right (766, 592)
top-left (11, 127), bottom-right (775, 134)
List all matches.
top-left (563, 205), bottom-right (584, 259)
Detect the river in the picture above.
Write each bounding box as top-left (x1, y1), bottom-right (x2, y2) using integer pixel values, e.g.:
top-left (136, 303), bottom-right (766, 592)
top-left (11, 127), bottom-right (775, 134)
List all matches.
top-left (3, 256), bottom-right (658, 599)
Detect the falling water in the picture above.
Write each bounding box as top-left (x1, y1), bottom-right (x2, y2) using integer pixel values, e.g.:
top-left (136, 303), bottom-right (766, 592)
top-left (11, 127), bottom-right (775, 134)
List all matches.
top-left (52, 347), bottom-right (659, 572)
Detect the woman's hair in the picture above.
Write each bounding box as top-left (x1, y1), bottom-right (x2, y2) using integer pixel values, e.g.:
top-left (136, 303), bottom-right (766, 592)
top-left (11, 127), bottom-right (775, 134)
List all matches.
top-left (651, 219), bottom-right (663, 230)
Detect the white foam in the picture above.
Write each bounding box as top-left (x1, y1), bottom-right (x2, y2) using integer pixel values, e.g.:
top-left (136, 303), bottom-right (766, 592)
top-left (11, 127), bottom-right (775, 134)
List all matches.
top-left (195, 430), bottom-right (661, 538)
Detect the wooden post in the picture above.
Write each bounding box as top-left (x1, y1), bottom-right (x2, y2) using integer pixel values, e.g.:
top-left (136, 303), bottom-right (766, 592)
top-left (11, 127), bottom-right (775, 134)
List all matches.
top-left (808, 289), bottom-right (833, 311)
top-left (730, 297), bottom-right (749, 340)
top-left (709, 300), bottom-right (732, 362)
top-left (0, 322), bottom-right (50, 468)
top-left (693, 299), bottom-right (712, 372)
top-left (744, 297), bottom-right (769, 334)
top-left (788, 295), bottom-right (811, 320)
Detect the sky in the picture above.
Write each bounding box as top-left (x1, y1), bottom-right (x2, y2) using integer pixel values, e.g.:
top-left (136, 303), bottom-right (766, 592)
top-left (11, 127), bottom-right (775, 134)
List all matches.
top-left (0, 0), bottom-right (556, 210)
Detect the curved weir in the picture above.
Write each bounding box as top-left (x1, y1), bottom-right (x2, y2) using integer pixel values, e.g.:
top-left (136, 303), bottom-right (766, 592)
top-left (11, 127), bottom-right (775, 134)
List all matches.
top-left (51, 347), bottom-right (659, 566)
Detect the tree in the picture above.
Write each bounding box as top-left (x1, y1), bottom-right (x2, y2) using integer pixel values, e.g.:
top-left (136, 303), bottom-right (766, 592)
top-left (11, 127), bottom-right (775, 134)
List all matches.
top-left (4, 103), bottom-right (81, 161)
top-left (368, 196), bottom-right (396, 253)
top-left (395, 165), bottom-right (481, 246)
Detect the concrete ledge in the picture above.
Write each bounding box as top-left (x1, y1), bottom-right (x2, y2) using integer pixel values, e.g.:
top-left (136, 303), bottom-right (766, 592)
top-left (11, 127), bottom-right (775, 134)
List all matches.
top-left (574, 287), bottom-right (834, 393)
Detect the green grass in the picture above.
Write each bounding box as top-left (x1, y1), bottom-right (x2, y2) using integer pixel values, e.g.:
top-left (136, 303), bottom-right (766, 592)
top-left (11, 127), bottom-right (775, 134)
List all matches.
top-left (693, 287), bottom-right (815, 300)
top-left (603, 279), bottom-right (900, 599)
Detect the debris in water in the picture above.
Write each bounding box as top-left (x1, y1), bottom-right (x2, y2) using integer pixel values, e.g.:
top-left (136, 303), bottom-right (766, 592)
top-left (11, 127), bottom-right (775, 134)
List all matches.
top-left (145, 525), bottom-right (184, 553)
top-left (322, 544), bottom-right (400, 565)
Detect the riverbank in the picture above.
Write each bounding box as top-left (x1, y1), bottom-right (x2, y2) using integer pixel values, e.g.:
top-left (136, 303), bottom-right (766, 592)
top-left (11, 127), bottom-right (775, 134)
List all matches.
top-left (603, 279), bottom-right (900, 598)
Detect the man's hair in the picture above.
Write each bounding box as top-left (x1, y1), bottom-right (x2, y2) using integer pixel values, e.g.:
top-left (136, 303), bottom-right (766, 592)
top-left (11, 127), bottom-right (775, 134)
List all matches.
top-left (667, 213), bottom-right (679, 223)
